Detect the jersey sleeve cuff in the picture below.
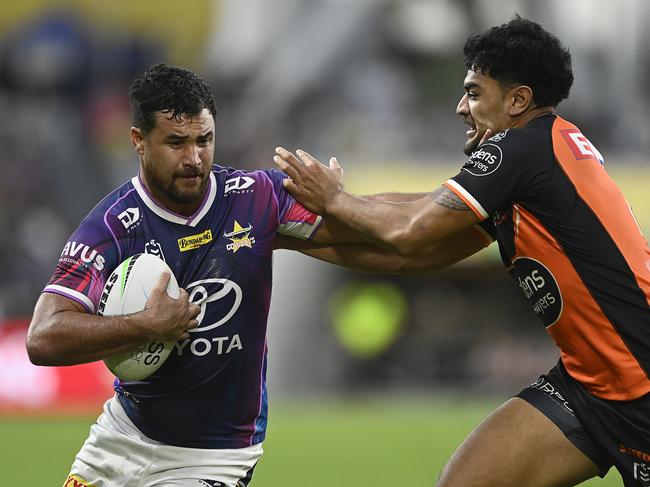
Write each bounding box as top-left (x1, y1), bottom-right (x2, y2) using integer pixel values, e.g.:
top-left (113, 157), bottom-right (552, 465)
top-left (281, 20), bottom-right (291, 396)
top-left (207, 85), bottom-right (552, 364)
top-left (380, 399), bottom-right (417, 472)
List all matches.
top-left (443, 179), bottom-right (489, 221)
top-left (43, 285), bottom-right (95, 313)
top-left (278, 215), bottom-right (324, 240)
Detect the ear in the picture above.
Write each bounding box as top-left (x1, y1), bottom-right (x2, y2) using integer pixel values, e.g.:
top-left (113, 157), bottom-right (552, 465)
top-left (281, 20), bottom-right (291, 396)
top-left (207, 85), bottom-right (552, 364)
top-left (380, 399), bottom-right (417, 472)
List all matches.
top-left (130, 127), bottom-right (145, 155)
top-left (508, 85), bottom-right (534, 117)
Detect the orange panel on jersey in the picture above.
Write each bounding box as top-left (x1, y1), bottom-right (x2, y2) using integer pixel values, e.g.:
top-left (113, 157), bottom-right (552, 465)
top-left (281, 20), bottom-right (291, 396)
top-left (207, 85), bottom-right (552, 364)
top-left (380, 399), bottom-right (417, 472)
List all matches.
top-left (512, 204), bottom-right (650, 399)
top-left (552, 118), bottom-right (650, 301)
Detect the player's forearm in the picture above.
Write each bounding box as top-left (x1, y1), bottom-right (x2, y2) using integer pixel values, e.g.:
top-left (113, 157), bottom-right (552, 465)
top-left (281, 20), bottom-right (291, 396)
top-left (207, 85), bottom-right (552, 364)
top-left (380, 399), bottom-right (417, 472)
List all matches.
top-left (298, 227), bottom-right (488, 274)
top-left (361, 192), bottom-right (430, 203)
top-left (27, 302), bottom-right (156, 366)
top-left (325, 191), bottom-right (431, 256)
top-left (295, 245), bottom-right (425, 275)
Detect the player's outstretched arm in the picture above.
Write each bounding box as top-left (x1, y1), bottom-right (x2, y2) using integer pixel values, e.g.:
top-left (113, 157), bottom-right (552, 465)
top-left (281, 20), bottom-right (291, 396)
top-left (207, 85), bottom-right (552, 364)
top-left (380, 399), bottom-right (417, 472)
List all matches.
top-left (26, 273), bottom-right (200, 366)
top-left (276, 225), bottom-right (489, 274)
top-left (295, 191), bottom-right (432, 245)
top-left (273, 147), bottom-right (480, 256)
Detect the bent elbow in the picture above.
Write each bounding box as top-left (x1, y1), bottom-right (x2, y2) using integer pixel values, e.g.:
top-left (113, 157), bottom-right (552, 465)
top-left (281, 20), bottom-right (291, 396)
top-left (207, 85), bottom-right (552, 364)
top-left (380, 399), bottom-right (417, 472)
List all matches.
top-left (25, 326), bottom-right (60, 366)
top-left (26, 334), bottom-right (49, 366)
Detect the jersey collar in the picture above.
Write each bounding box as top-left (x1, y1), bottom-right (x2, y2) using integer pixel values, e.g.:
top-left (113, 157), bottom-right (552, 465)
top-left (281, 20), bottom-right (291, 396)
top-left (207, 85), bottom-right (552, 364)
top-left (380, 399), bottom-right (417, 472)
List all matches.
top-left (131, 172), bottom-right (217, 227)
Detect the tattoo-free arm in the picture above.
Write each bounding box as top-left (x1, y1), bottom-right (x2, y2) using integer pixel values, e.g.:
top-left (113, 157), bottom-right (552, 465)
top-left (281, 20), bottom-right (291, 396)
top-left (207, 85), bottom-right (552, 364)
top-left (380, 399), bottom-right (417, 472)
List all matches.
top-left (277, 225), bottom-right (490, 274)
top-left (26, 274), bottom-right (201, 366)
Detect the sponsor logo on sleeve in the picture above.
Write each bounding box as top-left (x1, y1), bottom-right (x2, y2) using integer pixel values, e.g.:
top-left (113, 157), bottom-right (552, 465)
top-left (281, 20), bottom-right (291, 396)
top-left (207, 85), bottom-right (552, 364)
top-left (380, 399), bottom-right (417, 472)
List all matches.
top-left (560, 128), bottom-right (605, 164)
top-left (178, 230), bottom-right (213, 252)
top-left (117, 207), bottom-right (141, 229)
top-left (463, 143), bottom-right (503, 177)
top-left (60, 242), bottom-right (105, 271)
top-left (510, 257), bottom-right (563, 327)
top-left (224, 176), bottom-right (255, 195)
top-left (224, 221), bottom-right (256, 253)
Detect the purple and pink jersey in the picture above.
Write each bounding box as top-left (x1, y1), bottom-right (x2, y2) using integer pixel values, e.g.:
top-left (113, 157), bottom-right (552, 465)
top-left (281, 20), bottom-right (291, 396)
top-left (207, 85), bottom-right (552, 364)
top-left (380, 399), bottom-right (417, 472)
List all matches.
top-left (44, 165), bottom-right (322, 448)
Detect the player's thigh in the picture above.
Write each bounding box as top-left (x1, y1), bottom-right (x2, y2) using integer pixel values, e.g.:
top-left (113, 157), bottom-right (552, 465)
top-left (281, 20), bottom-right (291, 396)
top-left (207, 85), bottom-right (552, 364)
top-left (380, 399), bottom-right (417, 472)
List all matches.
top-left (436, 397), bottom-right (600, 487)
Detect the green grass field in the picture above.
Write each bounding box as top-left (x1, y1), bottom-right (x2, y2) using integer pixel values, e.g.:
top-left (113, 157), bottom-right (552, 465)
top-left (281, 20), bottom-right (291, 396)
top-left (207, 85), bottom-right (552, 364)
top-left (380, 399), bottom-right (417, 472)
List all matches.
top-left (0, 398), bottom-right (620, 486)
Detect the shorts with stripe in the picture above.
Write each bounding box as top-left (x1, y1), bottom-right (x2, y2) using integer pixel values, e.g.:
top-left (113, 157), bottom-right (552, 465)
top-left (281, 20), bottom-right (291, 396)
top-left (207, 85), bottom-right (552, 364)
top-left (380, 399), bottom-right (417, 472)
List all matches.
top-left (517, 361), bottom-right (650, 487)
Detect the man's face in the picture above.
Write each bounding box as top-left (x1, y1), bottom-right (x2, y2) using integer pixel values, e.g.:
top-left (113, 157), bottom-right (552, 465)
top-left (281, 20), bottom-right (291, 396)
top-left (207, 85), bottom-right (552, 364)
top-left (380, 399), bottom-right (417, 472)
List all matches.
top-left (456, 70), bottom-right (514, 155)
top-left (134, 108), bottom-right (215, 215)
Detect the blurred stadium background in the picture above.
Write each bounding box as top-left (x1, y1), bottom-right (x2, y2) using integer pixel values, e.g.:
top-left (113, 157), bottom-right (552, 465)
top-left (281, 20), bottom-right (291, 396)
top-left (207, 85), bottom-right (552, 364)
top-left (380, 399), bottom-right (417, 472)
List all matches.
top-left (0, 0), bottom-right (648, 484)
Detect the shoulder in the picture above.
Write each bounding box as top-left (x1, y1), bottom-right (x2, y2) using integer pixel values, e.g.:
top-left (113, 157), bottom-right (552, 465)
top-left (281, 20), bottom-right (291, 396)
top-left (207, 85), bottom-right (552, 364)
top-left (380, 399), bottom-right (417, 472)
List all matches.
top-left (79, 179), bottom-right (139, 235)
top-left (463, 115), bottom-right (555, 177)
top-left (212, 164), bottom-right (285, 196)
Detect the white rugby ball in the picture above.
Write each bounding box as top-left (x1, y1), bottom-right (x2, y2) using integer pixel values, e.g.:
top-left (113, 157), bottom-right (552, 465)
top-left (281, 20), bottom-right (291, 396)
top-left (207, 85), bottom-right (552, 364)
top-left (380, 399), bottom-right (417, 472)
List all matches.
top-left (97, 253), bottom-right (178, 381)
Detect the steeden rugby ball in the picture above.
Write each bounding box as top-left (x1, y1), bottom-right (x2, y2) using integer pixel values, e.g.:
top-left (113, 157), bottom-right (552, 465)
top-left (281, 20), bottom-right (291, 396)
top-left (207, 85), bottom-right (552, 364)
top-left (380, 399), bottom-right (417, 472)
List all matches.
top-left (97, 253), bottom-right (178, 381)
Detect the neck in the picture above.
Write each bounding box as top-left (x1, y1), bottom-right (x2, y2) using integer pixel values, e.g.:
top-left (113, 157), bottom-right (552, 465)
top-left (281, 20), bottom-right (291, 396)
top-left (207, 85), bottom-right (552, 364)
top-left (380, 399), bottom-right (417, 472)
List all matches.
top-left (512, 105), bottom-right (556, 129)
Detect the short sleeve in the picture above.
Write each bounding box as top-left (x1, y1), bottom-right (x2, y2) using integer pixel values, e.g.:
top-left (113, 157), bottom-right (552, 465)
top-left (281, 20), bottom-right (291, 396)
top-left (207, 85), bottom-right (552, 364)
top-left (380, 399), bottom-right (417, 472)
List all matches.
top-left (43, 215), bottom-right (122, 313)
top-left (444, 128), bottom-right (550, 221)
top-left (263, 169), bottom-right (323, 240)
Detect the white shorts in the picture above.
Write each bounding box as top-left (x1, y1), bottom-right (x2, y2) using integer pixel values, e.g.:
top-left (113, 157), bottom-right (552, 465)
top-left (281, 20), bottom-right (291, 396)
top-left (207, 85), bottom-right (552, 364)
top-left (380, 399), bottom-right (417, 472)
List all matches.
top-left (64, 396), bottom-right (263, 487)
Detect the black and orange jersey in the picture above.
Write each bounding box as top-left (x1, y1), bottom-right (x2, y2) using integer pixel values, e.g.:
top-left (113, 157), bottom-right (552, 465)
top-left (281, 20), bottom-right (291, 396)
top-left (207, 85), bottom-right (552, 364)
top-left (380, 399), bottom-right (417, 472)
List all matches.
top-left (444, 113), bottom-right (650, 401)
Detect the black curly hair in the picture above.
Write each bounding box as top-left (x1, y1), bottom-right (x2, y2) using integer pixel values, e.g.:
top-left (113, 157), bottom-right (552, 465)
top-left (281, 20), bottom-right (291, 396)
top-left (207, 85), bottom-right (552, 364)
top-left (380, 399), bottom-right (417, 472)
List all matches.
top-left (463, 16), bottom-right (573, 107)
top-left (128, 63), bottom-right (217, 135)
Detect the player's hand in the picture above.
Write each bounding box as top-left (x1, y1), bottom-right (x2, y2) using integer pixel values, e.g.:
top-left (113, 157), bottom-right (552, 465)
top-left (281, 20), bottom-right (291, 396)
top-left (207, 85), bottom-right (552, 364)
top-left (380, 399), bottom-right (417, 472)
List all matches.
top-left (142, 272), bottom-right (201, 341)
top-left (273, 147), bottom-right (343, 215)
top-left (479, 128), bottom-right (494, 146)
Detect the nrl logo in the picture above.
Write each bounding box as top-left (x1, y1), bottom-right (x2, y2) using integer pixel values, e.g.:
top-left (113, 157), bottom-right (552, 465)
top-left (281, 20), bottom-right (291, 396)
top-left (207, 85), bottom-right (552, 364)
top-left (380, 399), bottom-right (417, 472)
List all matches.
top-left (224, 221), bottom-right (256, 253)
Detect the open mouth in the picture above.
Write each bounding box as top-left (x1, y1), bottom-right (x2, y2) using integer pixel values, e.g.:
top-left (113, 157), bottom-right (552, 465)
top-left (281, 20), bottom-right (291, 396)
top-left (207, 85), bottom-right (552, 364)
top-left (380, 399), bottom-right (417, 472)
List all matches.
top-left (463, 120), bottom-right (477, 137)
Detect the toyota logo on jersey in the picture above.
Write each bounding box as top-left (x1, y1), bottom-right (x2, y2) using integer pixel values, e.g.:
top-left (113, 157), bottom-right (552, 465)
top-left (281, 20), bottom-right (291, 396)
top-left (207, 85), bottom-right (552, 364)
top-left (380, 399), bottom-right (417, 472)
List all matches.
top-left (186, 278), bottom-right (243, 333)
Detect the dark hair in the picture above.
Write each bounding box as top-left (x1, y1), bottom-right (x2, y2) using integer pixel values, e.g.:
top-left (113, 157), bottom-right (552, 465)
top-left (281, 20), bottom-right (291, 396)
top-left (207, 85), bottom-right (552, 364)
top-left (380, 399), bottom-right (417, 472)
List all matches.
top-left (128, 62), bottom-right (217, 134)
top-left (463, 16), bottom-right (573, 107)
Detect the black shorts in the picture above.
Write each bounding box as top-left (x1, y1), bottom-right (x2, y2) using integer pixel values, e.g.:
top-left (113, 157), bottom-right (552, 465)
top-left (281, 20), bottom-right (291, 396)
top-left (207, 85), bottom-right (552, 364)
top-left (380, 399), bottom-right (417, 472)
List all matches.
top-left (516, 361), bottom-right (650, 487)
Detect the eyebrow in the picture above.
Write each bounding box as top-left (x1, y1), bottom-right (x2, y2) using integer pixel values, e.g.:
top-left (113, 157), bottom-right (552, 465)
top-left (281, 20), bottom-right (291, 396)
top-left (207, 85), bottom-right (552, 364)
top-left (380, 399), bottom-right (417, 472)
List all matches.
top-left (464, 82), bottom-right (480, 91)
top-left (164, 131), bottom-right (214, 141)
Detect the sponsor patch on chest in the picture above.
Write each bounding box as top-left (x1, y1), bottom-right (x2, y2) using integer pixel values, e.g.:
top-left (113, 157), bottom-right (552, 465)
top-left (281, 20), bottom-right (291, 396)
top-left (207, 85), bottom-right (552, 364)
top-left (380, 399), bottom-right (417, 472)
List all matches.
top-left (463, 143), bottom-right (503, 176)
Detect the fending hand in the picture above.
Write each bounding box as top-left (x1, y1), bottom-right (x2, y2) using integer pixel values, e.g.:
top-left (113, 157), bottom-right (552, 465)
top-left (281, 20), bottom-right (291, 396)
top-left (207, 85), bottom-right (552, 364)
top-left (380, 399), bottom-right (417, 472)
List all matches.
top-left (273, 146), bottom-right (344, 215)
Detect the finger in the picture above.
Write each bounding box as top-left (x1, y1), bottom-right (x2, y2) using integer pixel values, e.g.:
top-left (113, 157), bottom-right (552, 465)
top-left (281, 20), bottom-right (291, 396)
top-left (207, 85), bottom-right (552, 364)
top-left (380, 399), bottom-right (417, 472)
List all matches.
top-left (177, 288), bottom-right (190, 304)
top-left (274, 155), bottom-right (301, 181)
top-left (188, 318), bottom-right (199, 329)
top-left (479, 128), bottom-right (494, 146)
top-left (282, 178), bottom-right (300, 195)
top-left (275, 147), bottom-right (303, 166)
top-left (150, 272), bottom-right (171, 296)
top-left (188, 303), bottom-right (201, 318)
top-left (329, 156), bottom-right (342, 173)
top-left (274, 147), bottom-right (304, 172)
top-left (296, 149), bottom-right (324, 167)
